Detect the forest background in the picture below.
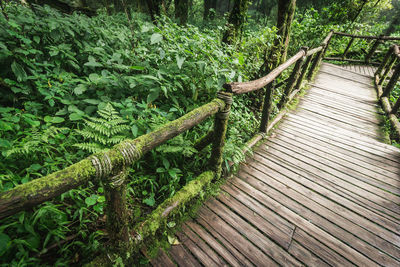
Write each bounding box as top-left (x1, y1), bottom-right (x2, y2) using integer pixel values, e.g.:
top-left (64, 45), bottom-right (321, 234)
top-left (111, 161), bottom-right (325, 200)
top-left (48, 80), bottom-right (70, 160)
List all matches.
top-left (0, 0), bottom-right (399, 265)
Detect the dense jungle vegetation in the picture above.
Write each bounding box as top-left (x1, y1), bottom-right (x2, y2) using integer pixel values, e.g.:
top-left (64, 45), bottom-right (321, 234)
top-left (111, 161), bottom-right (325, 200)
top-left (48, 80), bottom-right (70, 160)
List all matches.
top-left (0, 0), bottom-right (399, 265)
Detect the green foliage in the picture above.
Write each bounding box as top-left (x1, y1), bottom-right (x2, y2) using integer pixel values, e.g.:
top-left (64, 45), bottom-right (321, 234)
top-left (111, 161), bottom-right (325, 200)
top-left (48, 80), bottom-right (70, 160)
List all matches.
top-left (74, 103), bottom-right (130, 153)
top-left (0, 0), bottom-right (398, 265)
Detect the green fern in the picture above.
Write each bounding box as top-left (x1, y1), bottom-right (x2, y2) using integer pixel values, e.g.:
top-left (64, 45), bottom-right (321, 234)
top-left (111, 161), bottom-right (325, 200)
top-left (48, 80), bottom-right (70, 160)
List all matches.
top-left (74, 103), bottom-right (130, 153)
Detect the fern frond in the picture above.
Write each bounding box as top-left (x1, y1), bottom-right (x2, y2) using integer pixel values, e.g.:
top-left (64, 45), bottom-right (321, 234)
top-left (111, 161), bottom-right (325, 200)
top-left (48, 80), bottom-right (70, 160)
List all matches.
top-left (73, 143), bottom-right (104, 153)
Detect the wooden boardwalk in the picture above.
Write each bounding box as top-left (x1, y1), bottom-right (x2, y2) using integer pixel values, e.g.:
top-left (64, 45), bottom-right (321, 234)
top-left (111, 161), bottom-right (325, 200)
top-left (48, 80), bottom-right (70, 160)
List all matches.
top-left (152, 63), bottom-right (400, 266)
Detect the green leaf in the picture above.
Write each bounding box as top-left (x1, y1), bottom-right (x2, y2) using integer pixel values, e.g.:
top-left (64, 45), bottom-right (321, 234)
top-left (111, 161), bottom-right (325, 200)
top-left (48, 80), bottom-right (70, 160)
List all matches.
top-left (89, 73), bottom-right (100, 82)
top-left (0, 233), bottom-right (10, 255)
top-left (69, 113), bottom-right (83, 121)
top-left (83, 99), bottom-right (101, 105)
top-left (85, 195), bottom-right (98, 206)
top-left (131, 125), bottom-right (138, 137)
top-left (84, 56), bottom-right (102, 67)
top-left (52, 117), bottom-right (65, 123)
top-left (162, 158), bottom-right (170, 169)
top-left (33, 36), bottom-right (40, 44)
top-left (74, 84), bottom-right (87, 95)
top-left (0, 138), bottom-right (11, 148)
top-left (11, 61), bottom-right (27, 82)
top-left (176, 55), bottom-right (185, 69)
top-left (0, 121), bottom-right (13, 131)
top-left (130, 66), bottom-right (145, 70)
top-left (147, 90), bottom-right (159, 104)
top-left (150, 33), bottom-right (163, 44)
top-left (143, 194), bottom-right (155, 207)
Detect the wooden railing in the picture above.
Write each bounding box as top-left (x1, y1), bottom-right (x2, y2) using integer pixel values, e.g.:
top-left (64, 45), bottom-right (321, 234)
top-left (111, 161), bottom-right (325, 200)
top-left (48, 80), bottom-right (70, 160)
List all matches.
top-left (0, 32), bottom-right (333, 264)
top-left (325, 31), bottom-right (400, 65)
top-left (374, 44), bottom-right (400, 139)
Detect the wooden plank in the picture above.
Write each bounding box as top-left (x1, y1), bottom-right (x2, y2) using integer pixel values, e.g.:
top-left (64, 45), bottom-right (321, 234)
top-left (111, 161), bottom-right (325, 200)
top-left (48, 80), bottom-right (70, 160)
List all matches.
top-left (205, 199), bottom-right (302, 266)
top-left (150, 248), bottom-right (176, 267)
top-left (259, 142), bottom-right (400, 205)
top-left (267, 136), bottom-right (400, 194)
top-left (295, 108), bottom-right (380, 138)
top-left (269, 129), bottom-right (400, 213)
top-left (323, 63), bottom-right (372, 78)
top-left (234, 171), bottom-right (400, 266)
top-left (176, 232), bottom-right (219, 266)
top-left (168, 243), bottom-right (202, 267)
top-left (220, 184), bottom-right (295, 236)
top-left (266, 130), bottom-right (400, 222)
top-left (275, 128), bottom-right (400, 185)
top-left (291, 228), bottom-right (354, 266)
top-left (217, 189), bottom-right (294, 249)
top-left (288, 239), bottom-right (330, 267)
top-left (284, 118), bottom-right (400, 164)
top-left (305, 93), bottom-right (379, 116)
top-left (181, 224), bottom-right (228, 266)
top-left (298, 104), bottom-right (379, 131)
top-left (299, 99), bottom-right (380, 125)
top-left (320, 64), bottom-right (373, 82)
top-left (197, 206), bottom-right (277, 266)
top-left (229, 177), bottom-right (379, 266)
top-left (185, 221), bottom-right (249, 267)
top-left (288, 113), bottom-right (399, 155)
top-left (317, 70), bottom-right (374, 87)
top-left (248, 152), bottom-right (400, 250)
top-left (282, 121), bottom-right (399, 174)
top-left (309, 83), bottom-right (377, 104)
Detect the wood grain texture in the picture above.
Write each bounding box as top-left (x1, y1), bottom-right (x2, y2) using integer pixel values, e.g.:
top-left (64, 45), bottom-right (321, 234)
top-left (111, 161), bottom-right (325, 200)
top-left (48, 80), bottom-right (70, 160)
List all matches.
top-left (152, 63), bottom-right (400, 266)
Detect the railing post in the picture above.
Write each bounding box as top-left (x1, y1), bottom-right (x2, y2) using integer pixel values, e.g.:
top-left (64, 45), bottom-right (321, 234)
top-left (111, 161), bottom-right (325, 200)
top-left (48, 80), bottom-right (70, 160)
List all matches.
top-left (307, 30), bottom-right (332, 81)
top-left (342, 37), bottom-right (354, 59)
top-left (365, 35), bottom-right (382, 63)
top-left (298, 53), bottom-right (313, 86)
top-left (381, 62), bottom-right (400, 97)
top-left (375, 45), bottom-right (394, 78)
top-left (209, 91), bottom-right (232, 178)
top-left (278, 47), bottom-right (308, 110)
top-left (259, 80), bottom-right (276, 133)
top-left (91, 154), bottom-right (132, 262)
top-left (379, 56), bottom-right (397, 86)
top-left (391, 96), bottom-right (400, 115)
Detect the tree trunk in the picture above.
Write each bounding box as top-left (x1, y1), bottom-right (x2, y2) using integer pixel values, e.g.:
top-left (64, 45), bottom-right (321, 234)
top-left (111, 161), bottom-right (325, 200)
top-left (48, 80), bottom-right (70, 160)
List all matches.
top-left (174, 0), bottom-right (189, 25)
top-left (260, 0), bottom-right (296, 76)
top-left (147, 0), bottom-right (163, 22)
top-left (204, 0), bottom-right (217, 20)
top-left (222, 0), bottom-right (249, 45)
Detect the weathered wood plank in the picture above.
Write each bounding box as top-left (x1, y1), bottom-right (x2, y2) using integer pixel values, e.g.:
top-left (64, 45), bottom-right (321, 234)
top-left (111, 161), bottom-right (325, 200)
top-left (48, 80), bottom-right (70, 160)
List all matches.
top-left (150, 248), bottom-right (176, 267)
top-left (198, 206), bottom-right (277, 266)
top-left (168, 243), bottom-right (202, 267)
top-left (185, 221), bottom-right (249, 267)
top-left (230, 177), bottom-right (379, 266)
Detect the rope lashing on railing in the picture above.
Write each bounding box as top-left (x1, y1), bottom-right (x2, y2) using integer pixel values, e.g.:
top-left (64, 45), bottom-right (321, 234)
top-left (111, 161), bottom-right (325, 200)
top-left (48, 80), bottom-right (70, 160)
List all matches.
top-left (216, 91), bottom-right (233, 119)
top-left (119, 141), bottom-right (140, 166)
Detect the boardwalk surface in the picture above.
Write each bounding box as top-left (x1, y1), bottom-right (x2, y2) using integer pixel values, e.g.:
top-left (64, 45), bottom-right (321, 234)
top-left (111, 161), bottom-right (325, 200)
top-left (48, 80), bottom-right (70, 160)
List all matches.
top-left (152, 63), bottom-right (400, 266)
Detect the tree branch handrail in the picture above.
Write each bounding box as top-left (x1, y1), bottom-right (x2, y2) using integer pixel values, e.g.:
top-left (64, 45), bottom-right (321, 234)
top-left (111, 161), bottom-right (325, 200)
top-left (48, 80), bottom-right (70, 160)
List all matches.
top-left (223, 49), bottom-right (306, 94)
top-left (0, 98), bottom-right (226, 219)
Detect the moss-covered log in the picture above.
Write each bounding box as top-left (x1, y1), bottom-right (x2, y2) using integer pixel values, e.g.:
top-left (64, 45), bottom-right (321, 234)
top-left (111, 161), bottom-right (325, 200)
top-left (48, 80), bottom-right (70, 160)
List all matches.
top-left (375, 45), bottom-right (395, 77)
top-left (259, 81), bottom-right (275, 133)
top-left (193, 130), bottom-right (214, 151)
top-left (0, 159), bottom-right (96, 219)
top-left (0, 99), bottom-right (224, 219)
top-left (133, 171), bottom-right (215, 244)
top-left (333, 31), bottom-right (400, 41)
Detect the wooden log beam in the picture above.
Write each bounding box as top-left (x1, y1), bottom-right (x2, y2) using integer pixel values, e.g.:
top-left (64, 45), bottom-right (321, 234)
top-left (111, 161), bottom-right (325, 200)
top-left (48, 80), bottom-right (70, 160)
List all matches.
top-left (342, 37), bottom-right (355, 59)
top-left (381, 63), bottom-right (400, 97)
top-left (193, 130), bottom-right (214, 151)
top-left (306, 46), bottom-right (323, 56)
top-left (333, 31), bottom-right (400, 41)
top-left (133, 171), bottom-right (215, 245)
top-left (374, 78), bottom-right (400, 140)
top-left (324, 57), bottom-right (381, 66)
top-left (375, 45), bottom-right (395, 77)
top-left (0, 99), bottom-right (225, 219)
top-left (223, 50), bottom-right (305, 94)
